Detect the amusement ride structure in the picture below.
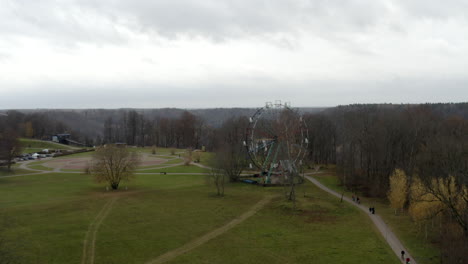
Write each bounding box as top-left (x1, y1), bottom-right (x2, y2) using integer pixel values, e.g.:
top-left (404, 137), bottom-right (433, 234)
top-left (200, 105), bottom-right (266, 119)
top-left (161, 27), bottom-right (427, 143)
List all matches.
top-left (244, 101), bottom-right (309, 186)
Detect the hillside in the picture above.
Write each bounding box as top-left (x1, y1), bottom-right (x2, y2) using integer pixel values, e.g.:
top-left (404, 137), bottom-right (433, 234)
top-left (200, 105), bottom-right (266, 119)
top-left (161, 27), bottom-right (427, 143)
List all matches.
top-left (20, 138), bottom-right (78, 153)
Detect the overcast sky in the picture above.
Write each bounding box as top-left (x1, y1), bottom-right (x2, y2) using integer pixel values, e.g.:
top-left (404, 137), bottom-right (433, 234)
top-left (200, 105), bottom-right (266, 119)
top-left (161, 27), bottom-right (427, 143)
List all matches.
top-left (1, 0), bottom-right (467, 109)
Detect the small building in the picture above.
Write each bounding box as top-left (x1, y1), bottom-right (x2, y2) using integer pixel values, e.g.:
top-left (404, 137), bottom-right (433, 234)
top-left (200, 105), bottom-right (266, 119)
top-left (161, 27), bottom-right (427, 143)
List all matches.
top-left (52, 134), bottom-right (71, 144)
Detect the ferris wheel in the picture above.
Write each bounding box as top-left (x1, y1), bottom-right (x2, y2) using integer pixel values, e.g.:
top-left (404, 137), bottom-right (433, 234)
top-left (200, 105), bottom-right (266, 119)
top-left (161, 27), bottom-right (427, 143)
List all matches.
top-left (244, 101), bottom-right (309, 184)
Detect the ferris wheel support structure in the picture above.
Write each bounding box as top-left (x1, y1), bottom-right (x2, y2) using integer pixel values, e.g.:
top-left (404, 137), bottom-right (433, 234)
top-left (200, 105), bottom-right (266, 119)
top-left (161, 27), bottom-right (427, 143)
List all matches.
top-left (244, 101), bottom-right (309, 185)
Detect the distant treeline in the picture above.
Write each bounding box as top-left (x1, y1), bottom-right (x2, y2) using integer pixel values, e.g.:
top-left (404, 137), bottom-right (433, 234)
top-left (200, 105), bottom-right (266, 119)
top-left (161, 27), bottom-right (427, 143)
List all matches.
top-left (0, 107), bottom-right (325, 147)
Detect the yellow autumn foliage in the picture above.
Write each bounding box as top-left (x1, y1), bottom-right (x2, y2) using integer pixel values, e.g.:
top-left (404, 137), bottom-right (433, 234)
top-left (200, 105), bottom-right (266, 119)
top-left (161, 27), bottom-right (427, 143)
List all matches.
top-left (387, 169), bottom-right (408, 214)
top-left (409, 175), bottom-right (467, 222)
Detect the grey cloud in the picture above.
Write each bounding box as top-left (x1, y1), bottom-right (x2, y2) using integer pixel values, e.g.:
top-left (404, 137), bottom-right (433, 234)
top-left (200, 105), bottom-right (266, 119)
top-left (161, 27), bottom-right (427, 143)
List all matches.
top-left (0, 0), bottom-right (126, 47)
top-left (0, 0), bottom-right (394, 45)
top-left (2, 0), bottom-right (468, 47)
top-left (86, 0), bottom-right (391, 40)
top-left (396, 0), bottom-right (468, 20)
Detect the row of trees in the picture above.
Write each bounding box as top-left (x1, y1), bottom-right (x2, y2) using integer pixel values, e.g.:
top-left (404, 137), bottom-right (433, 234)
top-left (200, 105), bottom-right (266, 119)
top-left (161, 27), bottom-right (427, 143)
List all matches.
top-left (305, 104), bottom-right (467, 197)
top-left (0, 111), bottom-right (69, 141)
top-left (102, 110), bottom-right (207, 149)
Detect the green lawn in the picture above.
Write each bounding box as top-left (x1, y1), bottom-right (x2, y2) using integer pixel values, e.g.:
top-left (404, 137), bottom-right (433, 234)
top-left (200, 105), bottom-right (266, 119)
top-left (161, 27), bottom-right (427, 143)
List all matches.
top-left (312, 171), bottom-right (440, 264)
top-left (196, 151), bottom-right (215, 166)
top-left (137, 157), bottom-right (183, 170)
top-left (161, 157), bottom-right (184, 165)
top-left (22, 147), bottom-right (46, 154)
top-left (20, 138), bottom-right (77, 151)
top-left (24, 160), bottom-right (54, 171)
top-left (0, 172), bottom-right (264, 263)
top-left (127, 147), bottom-right (186, 155)
top-left (53, 150), bottom-right (94, 158)
top-left (0, 168), bottom-right (38, 177)
top-left (1, 160), bottom-right (400, 264)
top-left (170, 181), bottom-right (399, 264)
top-left (138, 165), bottom-right (210, 174)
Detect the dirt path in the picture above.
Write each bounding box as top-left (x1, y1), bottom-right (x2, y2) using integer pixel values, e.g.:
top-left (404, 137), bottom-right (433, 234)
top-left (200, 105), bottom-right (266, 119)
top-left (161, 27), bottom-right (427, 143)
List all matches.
top-left (144, 195), bottom-right (274, 264)
top-left (81, 197), bottom-right (118, 264)
top-left (0, 171), bottom-right (47, 178)
top-left (305, 175), bottom-right (417, 264)
top-left (190, 162), bottom-right (212, 170)
top-left (18, 159), bottom-right (46, 172)
top-left (136, 162), bottom-right (184, 171)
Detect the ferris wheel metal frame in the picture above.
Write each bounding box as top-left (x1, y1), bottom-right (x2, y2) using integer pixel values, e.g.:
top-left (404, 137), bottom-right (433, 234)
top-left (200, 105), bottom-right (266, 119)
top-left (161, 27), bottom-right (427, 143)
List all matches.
top-left (244, 101), bottom-right (309, 184)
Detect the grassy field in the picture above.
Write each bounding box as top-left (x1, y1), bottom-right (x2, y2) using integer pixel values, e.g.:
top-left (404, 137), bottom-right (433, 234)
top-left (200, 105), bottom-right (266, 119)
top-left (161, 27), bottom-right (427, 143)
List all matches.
top-left (137, 157), bottom-right (183, 170)
top-left (170, 182), bottom-right (399, 264)
top-left (312, 171), bottom-right (440, 264)
top-left (19, 138), bottom-right (77, 152)
top-left (137, 165), bottom-right (210, 174)
top-left (24, 160), bottom-right (54, 171)
top-left (196, 151), bottom-right (215, 166)
top-left (0, 154), bottom-right (400, 264)
top-left (0, 167), bottom-right (38, 177)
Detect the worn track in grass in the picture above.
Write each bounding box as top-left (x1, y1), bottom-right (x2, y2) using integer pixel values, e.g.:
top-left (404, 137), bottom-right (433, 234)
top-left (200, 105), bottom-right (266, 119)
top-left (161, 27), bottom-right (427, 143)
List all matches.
top-left (81, 197), bottom-right (118, 264)
top-left (144, 195), bottom-right (274, 264)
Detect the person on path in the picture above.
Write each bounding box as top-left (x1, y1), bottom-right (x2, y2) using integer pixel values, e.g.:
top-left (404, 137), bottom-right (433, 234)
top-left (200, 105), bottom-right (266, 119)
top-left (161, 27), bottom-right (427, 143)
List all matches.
top-left (352, 195), bottom-right (355, 202)
top-left (356, 197), bottom-right (360, 204)
top-left (406, 257), bottom-right (411, 264)
top-left (372, 207), bottom-right (375, 214)
top-left (401, 250), bottom-right (405, 260)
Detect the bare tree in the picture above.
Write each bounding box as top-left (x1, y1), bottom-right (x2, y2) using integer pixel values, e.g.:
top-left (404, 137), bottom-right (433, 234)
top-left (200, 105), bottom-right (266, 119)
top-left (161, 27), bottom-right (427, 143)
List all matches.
top-left (206, 153), bottom-right (227, 196)
top-left (170, 148), bottom-right (176, 155)
top-left (215, 144), bottom-right (246, 182)
top-left (184, 149), bottom-right (193, 166)
top-left (90, 144), bottom-right (141, 190)
top-left (0, 130), bottom-right (22, 171)
top-left (214, 117), bottom-right (248, 182)
top-left (193, 151), bottom-right (201, 163)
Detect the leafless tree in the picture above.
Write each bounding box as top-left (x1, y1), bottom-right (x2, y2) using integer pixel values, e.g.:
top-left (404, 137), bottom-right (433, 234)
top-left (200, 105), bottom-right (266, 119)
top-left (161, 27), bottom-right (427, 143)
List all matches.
top-left (213, 116), bottom-right (248, 182)
top-left (0, 130), bottom-right (22, 171)
top-left (193, 151), bottom-right (201, 163)
top-left (208, 168), bottom-right (225, 197)
top-left (215, 145), bottom-right (246, 182)
top-left (184, 149), bottom-right (193, 165)
top-left (90, 144), bottom-right (141, 190)
top-left (415, 116), bottom-right (468, 236)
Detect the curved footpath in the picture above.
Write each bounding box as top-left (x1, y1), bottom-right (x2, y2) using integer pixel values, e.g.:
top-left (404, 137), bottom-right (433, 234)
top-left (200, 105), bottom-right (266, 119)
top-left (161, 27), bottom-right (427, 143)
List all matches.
top-left (144, 195), bottom-right (274, 264)
top-left (305, 175), bottom-right (417, 264)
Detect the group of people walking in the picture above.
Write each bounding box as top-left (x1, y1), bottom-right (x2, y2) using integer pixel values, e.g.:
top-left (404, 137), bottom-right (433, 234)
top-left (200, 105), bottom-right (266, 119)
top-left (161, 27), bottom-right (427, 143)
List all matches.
top-left (351, 195), bottom-right (360, 204)
top-left (401, 250), bottom-right (411, 263)
top-left (351, 194), bottom-right (410, 264)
